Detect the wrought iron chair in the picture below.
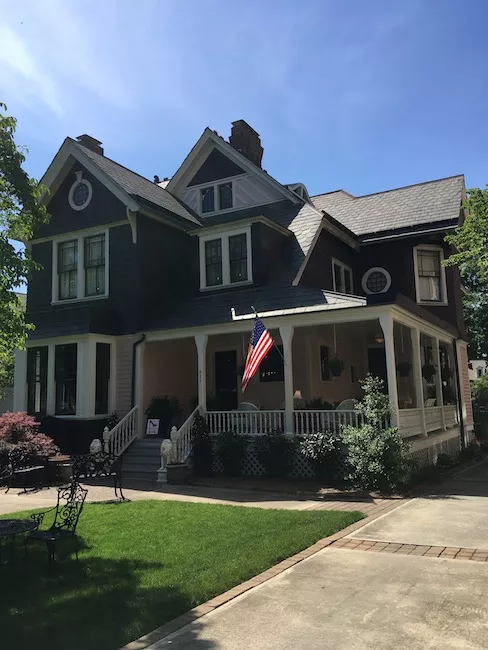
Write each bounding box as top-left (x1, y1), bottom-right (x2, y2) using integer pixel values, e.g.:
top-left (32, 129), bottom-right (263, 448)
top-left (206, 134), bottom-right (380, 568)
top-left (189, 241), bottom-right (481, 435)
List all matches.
top-left (26, 482), bottom-right (88, 563)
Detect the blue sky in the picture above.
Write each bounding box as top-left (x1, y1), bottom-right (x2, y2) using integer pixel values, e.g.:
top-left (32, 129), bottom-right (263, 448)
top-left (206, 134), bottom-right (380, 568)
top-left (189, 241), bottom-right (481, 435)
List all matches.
top-left (2, 0), bottom-right (488, 200)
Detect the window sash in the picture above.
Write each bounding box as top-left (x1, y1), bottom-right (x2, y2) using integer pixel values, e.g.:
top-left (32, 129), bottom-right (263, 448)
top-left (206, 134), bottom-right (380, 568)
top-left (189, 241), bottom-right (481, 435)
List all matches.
top-left (333, 260), bottom-right (353, 294)
top-left (229, 233), bottom-right (248, 283)
top-left (55, 344), bottom-right (77, 415)
top-left (205, 239), bottom-right (223, 286)
top-left (201, 186), bottom-right (215, 213)
top-left (218, 182), bottom-right (233, 210)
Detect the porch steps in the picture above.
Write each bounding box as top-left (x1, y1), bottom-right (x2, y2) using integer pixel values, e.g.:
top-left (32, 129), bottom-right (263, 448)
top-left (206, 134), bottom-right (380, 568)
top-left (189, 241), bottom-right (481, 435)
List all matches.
top-left (122, 438), bottom-right (161, 482)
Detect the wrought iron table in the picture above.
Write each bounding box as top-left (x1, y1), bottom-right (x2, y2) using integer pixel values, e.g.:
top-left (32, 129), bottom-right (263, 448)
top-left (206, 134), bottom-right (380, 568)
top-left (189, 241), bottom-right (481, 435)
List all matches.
top-left (0, 518), bottom-right (38, 564)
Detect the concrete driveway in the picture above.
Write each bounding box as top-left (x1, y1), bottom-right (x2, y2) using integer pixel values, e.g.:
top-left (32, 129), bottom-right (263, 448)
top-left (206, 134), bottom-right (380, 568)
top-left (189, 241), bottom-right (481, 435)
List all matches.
top-left (147, 461), bottom-right (488, 650)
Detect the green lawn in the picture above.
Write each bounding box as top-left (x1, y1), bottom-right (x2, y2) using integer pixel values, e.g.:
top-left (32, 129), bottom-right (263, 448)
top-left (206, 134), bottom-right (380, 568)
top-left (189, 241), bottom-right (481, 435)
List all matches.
top-left (1, 500), bottom-right (363, 650)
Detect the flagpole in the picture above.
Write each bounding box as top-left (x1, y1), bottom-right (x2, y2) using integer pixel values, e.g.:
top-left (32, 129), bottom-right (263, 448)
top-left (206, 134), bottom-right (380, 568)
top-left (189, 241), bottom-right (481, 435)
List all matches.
top-left (250, 305), bottom-right (286, 364)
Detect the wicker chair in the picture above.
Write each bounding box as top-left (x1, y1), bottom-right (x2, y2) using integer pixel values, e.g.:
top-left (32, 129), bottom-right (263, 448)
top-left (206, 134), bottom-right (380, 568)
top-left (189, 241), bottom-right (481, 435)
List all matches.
top-left (26, 482), bottom-right (88, 563)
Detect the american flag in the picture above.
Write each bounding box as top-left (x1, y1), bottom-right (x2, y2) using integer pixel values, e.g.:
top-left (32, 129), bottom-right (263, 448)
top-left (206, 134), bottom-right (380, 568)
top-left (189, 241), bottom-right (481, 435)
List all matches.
top-left (241, 317), bottom-right (274, 393)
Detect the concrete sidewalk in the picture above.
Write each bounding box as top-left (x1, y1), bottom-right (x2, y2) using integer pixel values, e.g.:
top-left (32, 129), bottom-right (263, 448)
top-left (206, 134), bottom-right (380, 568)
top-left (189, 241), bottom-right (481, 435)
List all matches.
top-left (0, 481), bottom-right (397, 516)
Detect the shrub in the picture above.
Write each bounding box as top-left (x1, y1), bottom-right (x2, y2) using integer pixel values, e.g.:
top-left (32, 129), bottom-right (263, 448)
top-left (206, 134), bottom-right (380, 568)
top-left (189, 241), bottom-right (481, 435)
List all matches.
top-left (215, 431), bottom-right (248, 477)
top-left (436, 453), bottom-right (456, 469)
top-left (303, 397), bottom-right (335, 410)
top-left (342, 375), bottom-right (409, 493)
top-left (145, 397), bottom-right (181, 436)
top-left (0, 411), bottom-right (59, 463)
top-left (299, 431), bottom-right (344, 483)
top-left (191, 413), bottom-right (213, 477)
top-left (255, 431), bottom-right (296, 478)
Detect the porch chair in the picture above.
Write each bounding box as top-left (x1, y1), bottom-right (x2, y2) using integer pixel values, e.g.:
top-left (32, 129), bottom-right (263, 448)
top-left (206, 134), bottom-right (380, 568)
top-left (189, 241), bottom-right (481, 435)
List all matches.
top-left (26, 481), bottom-right (88, 563)
top-left (238, 402), bottom-right (259, 411)
top-left (336, 399), bottom-right (356, 411)
top-left (424, 398), bottom-right (437, 407)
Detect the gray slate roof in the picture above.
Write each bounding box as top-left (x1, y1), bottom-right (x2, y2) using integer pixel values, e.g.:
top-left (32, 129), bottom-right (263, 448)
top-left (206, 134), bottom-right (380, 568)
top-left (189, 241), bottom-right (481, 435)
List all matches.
top-left (70, 139), bottom-right (201, 227)
top-left (311, 175), bottom-right (464, 237)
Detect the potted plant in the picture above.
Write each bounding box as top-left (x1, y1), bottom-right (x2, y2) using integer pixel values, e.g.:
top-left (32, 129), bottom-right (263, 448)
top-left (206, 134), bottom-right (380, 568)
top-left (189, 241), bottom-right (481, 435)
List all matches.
top-left (422, 364), bottom-right (437, 383)
top-left (396, 361), bottom-right (412, 377)
top-left (328, 356), bottom-right (345, 377)
top-left (145, 396), bottom-right (181, 437)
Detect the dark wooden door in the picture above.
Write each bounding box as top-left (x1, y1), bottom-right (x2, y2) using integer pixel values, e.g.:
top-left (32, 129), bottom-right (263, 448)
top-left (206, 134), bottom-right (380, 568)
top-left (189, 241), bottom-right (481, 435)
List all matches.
top-left (215, 350), bottom-right (238, 410)
top-left (368, 347), bottom-right (388, 387)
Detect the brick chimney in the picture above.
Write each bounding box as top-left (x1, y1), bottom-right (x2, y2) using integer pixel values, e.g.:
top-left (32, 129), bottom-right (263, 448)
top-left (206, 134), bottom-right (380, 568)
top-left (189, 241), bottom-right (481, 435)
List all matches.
top-left (229, 120), bottom-right (263, 168)
top-left (76, 134), bottom-right (104, 156)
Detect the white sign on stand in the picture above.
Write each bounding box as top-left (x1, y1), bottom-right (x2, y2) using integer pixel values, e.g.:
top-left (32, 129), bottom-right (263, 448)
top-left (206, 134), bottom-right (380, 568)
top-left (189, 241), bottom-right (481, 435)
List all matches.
top-left (146, 418), bottom-right (160, 436)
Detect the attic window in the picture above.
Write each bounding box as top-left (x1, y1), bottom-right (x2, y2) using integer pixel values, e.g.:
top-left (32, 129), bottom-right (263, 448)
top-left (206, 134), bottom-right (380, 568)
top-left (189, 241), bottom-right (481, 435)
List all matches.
top-left (68, 172), bottom-right (92, 211)
top-left (200, 182), bottom-right (233, 214)
top-left (362, 267), bottom-right (391, 295)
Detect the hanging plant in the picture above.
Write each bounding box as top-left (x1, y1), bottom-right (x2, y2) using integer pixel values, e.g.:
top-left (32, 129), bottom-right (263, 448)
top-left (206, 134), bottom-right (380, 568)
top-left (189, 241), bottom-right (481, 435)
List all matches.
top-left (422, 364), bottom-right (437, 382)
top-left (396, 361), bottom-right (412, 377)
top-left (328, 356), bottom-right (345, 377)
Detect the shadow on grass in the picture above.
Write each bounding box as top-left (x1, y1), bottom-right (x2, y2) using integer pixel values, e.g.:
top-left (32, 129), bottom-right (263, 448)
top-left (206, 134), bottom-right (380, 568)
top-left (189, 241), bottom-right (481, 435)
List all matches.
top-left (0, 544), bottom-right (216, 650)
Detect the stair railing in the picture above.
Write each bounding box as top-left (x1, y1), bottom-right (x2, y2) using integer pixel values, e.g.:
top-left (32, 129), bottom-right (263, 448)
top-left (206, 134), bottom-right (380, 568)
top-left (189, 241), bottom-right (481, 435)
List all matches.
top-left (158, 405), bottom-right (202, 482)
top-left (103, 406), bottom-right (139, 457)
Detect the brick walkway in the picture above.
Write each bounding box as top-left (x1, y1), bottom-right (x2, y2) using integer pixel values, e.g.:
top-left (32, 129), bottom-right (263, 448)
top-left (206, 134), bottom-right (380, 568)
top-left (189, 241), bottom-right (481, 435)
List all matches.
top-left (333, 538), bottom-right (488, 561)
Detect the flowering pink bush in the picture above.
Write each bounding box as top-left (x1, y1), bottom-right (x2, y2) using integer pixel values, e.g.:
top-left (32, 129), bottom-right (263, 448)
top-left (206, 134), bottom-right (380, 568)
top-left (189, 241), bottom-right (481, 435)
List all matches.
top-left (0, 412), bottom-right (59, 460)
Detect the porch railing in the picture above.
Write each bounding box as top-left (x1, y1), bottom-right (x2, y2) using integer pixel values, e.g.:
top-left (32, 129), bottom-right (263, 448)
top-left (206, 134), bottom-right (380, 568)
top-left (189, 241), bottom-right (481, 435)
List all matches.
top-left (398, 408), bottom-right (424, 438)
top-left (444, 404), bottom-right (459, 429)
top-left (294, 410), bottom-right (364, 435)
top-left (425, 406), bottom-right (443, 433)
top-left (171, 405), bottom-right (203, 463)
top-left (103, 405), bottom-right (138, 456)
top-left (206, 410), bottom-right (285, 435)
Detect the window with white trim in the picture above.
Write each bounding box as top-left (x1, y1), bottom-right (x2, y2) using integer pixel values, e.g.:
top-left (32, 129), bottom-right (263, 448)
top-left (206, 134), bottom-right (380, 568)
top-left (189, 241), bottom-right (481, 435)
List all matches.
top-left (199, 228), bottom-right (252, 290)
top-left (53, 231), bottom-right (108, 302)
top-left (362, 267), bottom-right (391, 295)
top-left (200, 181), bottom-right (233, 214)
top-left (413, 246), bottom-right (447, 304)
top-left (332, 259), bottom-right (353, 294)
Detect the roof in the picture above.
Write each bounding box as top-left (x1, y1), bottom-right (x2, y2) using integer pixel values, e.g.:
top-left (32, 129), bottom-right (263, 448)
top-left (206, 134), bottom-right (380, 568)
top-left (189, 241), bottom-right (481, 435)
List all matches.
top-left (69, 139), bottom-right (201, 227)
top-left (311, 175), bottom-right (464, 237)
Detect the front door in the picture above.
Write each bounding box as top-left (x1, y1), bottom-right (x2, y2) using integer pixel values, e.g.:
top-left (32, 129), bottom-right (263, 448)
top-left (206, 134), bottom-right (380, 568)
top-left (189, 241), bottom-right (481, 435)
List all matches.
top-left (215, 350), bottom-right (238, 410)
top-left (368, 347), bottom-right (388, 388)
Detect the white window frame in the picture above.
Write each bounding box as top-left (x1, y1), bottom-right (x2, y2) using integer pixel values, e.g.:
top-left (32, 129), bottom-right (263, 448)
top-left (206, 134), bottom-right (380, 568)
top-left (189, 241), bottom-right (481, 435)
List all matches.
top-left (332, 258), bottom-right (353, 294)
top-left (68, 171), bottom-right (93, 211)
top-left (362, 267), bottom-right (392, 295)
top-left (199, 180), bottom-right (234, 215)
top-left (413, 244), bottom-right (448, 305)
top-left (52, 228), bottom-right (109, 304)
top-left (199, 226), bottom-right (252, 291)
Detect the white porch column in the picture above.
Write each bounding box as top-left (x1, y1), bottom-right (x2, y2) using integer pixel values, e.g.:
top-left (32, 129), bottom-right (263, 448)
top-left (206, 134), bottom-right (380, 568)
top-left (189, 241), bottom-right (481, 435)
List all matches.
top-left (134, 339), bottom-right (146, 438)
top-left (433, 337), bottom-right (445, 430)
top-left (195, 334), bottom-right (208, 412)
top-left (410, 327), bottom-right (427, 436)
top-left (13, 349), bottom-right (28, 412)
top-left (280, 325), bottom-right (294, 434)
top-left (379, 314), bottom-right (399, 428)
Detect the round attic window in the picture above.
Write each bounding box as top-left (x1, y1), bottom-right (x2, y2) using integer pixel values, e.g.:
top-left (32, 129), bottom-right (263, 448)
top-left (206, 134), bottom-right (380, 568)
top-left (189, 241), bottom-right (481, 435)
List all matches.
top-left (362, 267), bottom-right (391, 295)
top-left (68, 177), bottom-right (92, 211)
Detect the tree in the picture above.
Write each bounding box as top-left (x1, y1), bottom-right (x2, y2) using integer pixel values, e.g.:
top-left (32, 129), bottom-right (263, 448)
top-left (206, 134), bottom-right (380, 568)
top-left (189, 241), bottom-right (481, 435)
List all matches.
top-left (0, 103), bottom-right (49, 396)
top-left (445, 186), bottom-right (488, 359)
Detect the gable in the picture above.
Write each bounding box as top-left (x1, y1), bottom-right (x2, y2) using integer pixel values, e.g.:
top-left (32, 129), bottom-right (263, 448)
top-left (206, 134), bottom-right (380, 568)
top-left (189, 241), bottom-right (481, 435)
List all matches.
top-left (188, 148), bottom-right (245, 186)
top-left (36, 161), bottom-right (128, 239)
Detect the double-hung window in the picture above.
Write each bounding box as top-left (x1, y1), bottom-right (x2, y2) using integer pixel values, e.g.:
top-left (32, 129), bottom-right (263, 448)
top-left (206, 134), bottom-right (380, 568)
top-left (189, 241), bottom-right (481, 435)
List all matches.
top-left (200, 228), bottom-right (251, 289)
top-left (54, 231), bottom-right (108, 302)
top-left (414, 246), bottom-right (446, 303)
top-left (332, 259), bottom-right (353, 294)
top-left (200, 182), bottom-right (233, 214)
top-left (55, 343), bottom-right (77, 415)
top-left (58, 240), bottom-right (78, 300)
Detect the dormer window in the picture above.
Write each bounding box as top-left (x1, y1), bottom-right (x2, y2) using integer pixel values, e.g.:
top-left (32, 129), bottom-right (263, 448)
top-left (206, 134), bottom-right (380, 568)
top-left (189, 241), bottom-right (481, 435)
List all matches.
top-left (200, 182), bottom-right (233, 214)
top-left (200, 227), bottom-right (252, 290)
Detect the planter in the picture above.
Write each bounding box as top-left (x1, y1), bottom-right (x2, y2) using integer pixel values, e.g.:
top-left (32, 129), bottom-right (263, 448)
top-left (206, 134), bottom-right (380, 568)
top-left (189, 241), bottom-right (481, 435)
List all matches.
top-left (328, 357), bottom-right (344, 377)
top-left (166, 463), bottom-right (188, 485)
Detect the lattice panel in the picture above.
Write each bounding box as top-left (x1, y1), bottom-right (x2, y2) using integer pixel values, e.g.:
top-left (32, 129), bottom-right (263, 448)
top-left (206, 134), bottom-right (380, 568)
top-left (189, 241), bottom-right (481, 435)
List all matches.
top-left (408, 435), bottom-right (460, 468)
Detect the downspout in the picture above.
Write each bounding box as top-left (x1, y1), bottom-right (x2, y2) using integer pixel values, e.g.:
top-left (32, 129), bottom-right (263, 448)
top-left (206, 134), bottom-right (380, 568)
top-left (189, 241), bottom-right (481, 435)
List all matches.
top-left (131, 334), bottom-right (146, 408)
top-left (453, 337), bottom-right (466, 450)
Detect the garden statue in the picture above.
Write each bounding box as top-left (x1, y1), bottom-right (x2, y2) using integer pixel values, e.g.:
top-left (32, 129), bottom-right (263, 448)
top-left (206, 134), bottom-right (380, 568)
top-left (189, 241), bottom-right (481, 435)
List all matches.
top-left (160, 438), bottom-right (173, 467)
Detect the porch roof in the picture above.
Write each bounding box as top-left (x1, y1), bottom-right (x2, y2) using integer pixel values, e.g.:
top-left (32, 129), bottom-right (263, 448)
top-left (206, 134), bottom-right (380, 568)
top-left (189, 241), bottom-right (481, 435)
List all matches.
top-left (145, 283), bottom-right (366, 330)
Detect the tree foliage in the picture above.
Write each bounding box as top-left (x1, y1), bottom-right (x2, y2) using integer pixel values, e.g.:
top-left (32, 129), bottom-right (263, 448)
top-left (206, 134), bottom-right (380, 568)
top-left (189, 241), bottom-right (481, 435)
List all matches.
top-left (0, 103), bottom-right (48, 396)
top-left (445, 186), bottom-right (488, 358)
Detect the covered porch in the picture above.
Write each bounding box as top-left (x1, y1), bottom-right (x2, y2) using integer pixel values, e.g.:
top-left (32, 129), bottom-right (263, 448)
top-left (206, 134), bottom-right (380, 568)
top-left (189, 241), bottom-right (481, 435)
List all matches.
top-left (137, 304), bottom-right (461, 450)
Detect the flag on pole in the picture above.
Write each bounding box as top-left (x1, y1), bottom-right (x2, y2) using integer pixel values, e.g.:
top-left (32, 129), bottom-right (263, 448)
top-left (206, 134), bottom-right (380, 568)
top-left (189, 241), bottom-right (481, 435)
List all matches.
top-left (241, 317), bottom-right (274, 393)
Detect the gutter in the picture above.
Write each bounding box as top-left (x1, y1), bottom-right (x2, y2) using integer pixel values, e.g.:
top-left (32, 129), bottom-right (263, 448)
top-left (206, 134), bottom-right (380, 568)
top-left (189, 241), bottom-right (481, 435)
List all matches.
top-left (131, 334), bottom-right (146, 408)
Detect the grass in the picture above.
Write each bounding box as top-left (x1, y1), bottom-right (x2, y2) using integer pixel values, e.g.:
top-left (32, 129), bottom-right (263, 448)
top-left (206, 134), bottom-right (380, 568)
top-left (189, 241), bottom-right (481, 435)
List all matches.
top-left (0, 499), bottom-right (363, 650)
